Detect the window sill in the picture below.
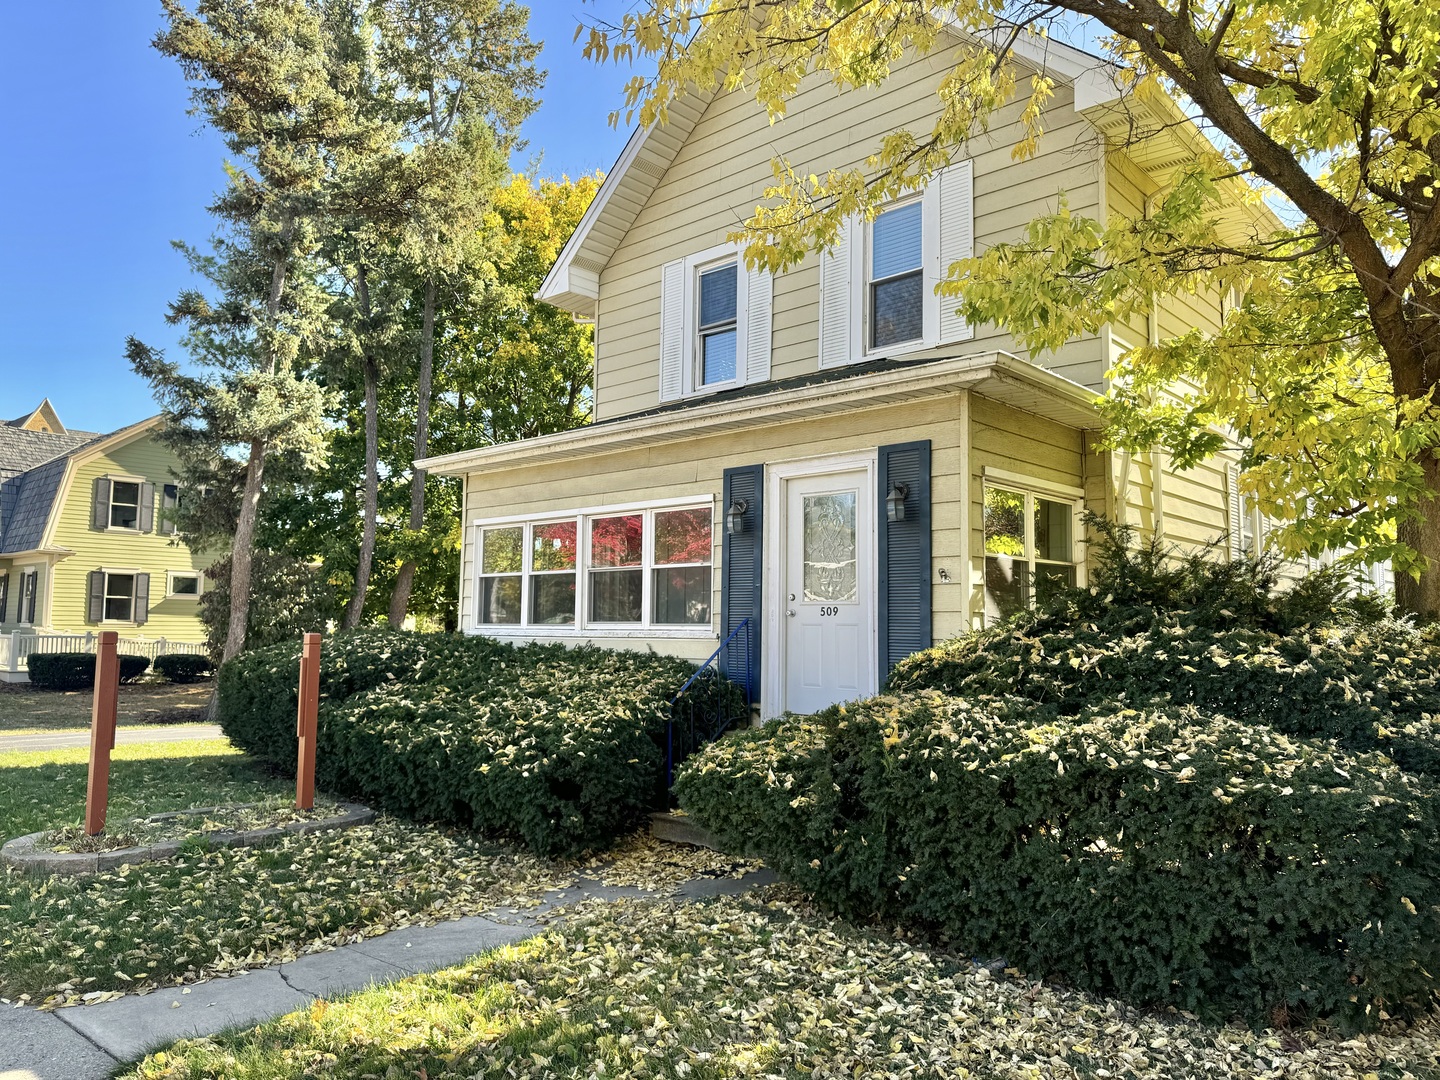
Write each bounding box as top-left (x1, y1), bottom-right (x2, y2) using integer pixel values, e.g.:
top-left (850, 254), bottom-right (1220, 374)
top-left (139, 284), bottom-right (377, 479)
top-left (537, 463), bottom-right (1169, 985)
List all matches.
top-left (468, 626), bottom-right (717, 640)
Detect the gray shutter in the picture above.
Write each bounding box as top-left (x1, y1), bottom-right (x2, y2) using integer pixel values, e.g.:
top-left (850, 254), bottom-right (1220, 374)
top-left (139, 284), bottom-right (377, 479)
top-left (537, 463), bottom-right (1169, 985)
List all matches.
top-left (937, 160), bottom-right (975, 344)
top-left (138, 482), bottom-right (156, 533)
top-left (1226, 464), bottom-right (1243, 561)
top-left (720, 464), bottom-right (764, 703)
top-left (878, 441), bottom-right (933, 683)
top-left (92, 478), bottom-right (112, 530)
top-left (659, 259), bottom-right (686, 402)
top-left (87, 571), bottom-right (105, 623)
top-left (133, 573), bottom-right (150, 626)
top-left (818, 217), bottom-right (854, 367)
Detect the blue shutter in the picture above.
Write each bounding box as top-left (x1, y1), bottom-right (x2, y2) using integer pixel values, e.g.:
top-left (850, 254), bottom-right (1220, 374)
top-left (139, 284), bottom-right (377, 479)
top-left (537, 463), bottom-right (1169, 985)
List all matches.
top-left (720, 464), bottom-right (764, 702)
top-left (878, 440), bottom-right (932, 682)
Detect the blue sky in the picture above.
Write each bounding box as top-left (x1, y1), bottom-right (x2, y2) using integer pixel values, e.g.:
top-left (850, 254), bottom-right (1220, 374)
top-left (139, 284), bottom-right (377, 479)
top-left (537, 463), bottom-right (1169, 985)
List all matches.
top-left (0, 2), bottom-right (638, 434)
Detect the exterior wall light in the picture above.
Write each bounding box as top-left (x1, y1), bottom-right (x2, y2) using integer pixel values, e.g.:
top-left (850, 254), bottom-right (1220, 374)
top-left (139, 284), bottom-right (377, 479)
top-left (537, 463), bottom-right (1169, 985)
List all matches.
top-left (886, 482), bottom-right (909, 523)
top-left (726, 498), bottom-right (749, 536)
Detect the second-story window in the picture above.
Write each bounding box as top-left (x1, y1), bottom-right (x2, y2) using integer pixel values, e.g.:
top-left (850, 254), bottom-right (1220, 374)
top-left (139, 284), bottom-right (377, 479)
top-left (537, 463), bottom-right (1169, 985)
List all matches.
top-left (697, 261), bottom-right (738, 386)
top-left (869, 199), bottom-right (924, 349)
top-left (110, 481), bottom-right (141, 529)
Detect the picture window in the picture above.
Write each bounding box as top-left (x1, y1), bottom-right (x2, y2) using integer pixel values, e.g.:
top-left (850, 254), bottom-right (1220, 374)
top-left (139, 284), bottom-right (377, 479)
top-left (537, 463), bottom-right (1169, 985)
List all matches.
top-left (983, 486), bottom-right (1078, 624)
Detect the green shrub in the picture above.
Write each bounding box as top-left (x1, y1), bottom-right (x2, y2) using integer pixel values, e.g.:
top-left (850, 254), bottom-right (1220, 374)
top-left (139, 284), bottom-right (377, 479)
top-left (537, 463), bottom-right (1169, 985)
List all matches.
top-left (153, 653), bottom-right (215, 684)
top-left (217, 629), bottom-right (720, 856)
top-left (675, 693), bottom-right (1440, 1028)
top-left (27, 652), bottom-right (150, 691)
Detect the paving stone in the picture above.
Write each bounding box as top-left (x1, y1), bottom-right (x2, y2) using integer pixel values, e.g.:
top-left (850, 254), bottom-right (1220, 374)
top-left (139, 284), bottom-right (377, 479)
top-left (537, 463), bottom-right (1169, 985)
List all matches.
top-left (276, 947), bottom-right (407, 999)
top-left (674, 868), bottom-right (778, 899)
top-left (58, 969), bottom-right (310, 1063)
top-left (0, 1006), bottom-right (115, 1080)
top-left (349, 916), bottom-right (537, 977)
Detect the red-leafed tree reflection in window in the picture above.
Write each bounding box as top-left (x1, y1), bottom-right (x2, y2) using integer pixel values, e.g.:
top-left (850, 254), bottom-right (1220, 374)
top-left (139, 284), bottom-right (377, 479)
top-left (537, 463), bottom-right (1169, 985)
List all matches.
top-left (653, 507), bottom-right (712, 625)
top-left (590, 515), bottom-right (643, 567)
top-left (590, 515), bottom-right (644, 621)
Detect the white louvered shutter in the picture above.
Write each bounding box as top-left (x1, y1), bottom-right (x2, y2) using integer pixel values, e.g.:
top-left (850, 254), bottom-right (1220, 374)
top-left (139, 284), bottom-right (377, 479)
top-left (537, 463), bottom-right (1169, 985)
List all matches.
top-left (937, 159), bottom-right (975, 345)
top-left (659, 259), bottom-right (686, 402)
top-left (743, 264), bottom-right (773, 384)
top-left (819, 217), bottom-right (854, 367)
top-left (1226, 464), bottom-right (1244, 561)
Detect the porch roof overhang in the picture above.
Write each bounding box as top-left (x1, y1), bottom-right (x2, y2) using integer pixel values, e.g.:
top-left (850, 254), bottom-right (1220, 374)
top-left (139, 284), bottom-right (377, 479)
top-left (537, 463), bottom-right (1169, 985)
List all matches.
top-left (417, 351), bottom-right (1102, 479)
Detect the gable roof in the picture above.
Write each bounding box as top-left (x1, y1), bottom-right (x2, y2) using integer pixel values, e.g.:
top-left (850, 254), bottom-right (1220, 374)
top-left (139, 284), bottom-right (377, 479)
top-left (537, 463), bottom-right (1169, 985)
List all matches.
top-left (537, 26), bottom-right (1122, 319)
top-left (0, 408), bottom-right (161, 557)
top-left (7, 398), bottom-right (67, 434)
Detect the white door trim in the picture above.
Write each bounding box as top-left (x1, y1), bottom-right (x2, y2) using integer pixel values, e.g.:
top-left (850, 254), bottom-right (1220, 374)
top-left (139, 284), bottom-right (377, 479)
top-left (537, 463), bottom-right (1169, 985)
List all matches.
top-left (762, 449), bottom-right (879, 719)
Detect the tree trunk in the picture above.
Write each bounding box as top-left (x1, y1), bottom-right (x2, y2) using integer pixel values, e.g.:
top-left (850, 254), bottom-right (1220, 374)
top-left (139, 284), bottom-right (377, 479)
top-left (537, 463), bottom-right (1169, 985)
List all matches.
top-left (222, 437), bottom-right (268, 663)
top-left (345, 263), bottom-right (381, 630)
top-left (1395, 453), bottom-right (1440, 617)
top-left (388, 274), bottom-right (436, 627)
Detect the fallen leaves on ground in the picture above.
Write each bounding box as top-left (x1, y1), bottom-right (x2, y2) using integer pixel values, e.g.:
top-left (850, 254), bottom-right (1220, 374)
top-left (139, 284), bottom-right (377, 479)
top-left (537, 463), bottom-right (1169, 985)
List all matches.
top-left (582, 831), bottom-right (763, 892)
top-left (0, 817), bottom-right (576, 1007)
top-left (119, 890), bottom-right (1440, 1080)
top-left (43, 797), bottom-right (351, 853)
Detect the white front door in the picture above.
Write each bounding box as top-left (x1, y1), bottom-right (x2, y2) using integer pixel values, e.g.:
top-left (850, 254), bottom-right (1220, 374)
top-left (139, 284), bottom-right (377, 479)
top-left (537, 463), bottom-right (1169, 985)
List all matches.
top-left (781, 469), bottom-right (874, 715)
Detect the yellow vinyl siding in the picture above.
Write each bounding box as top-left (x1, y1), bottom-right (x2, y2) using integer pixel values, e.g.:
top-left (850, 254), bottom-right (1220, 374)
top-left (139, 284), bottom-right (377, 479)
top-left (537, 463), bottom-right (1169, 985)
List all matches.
top-left (46, 432), bottom-right (209, 640)
top-left (594, 48), bottom-right (1109, 421)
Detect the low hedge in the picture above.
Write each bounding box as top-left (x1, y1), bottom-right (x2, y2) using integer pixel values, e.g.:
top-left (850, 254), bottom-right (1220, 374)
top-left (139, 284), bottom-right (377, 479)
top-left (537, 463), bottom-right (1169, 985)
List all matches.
top-left (217, 629), bottom-right (727, 857)
top-left (27, 652), bottom-right (150, 691)
top-left (153, 653), bottom-right (215, 683)
top-left (675, 693), bottom-right (1440, 1028)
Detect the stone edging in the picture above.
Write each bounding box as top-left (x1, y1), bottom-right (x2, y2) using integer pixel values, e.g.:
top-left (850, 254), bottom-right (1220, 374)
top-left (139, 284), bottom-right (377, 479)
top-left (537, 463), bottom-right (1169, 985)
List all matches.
top-left (0, 802), bottom-right (376, 877)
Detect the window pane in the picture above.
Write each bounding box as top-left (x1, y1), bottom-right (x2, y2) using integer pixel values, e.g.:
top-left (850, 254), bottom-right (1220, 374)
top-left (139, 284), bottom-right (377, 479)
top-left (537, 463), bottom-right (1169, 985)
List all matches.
top-left (983, 488), bottom-right (1026, 556)
top-left (1034, 563), bottom-right (1076, 606)
top-left (481, 526), bottom-right (523, 574)
top-left (171, 575), bottom-right (199, 596)
top-left (479, 575), bottom-right (521, 624)
top-left (871, 201), bottom-right (922, 279)
top-left (701, 328), bottom-right (737, 384)
top-left (871, 272), bottom-right (923, 347)
top-left (803, 492), bottom-right (858, 603)
top-left (984, 556), bottom-right (1029, 622)
top-left (530, 573), bottom-right (576, 624)
top-left (698, 263), bottom-right (737, 328)
top-left (1035, 499), bottom-right (1073, 562)
top-left (590, 569), bottom-right (643, 622)
top-left (532, 520), bottom-right (577, 571)
top-left (590, 515), bottom-right (643, 567)
top-left (110, 481), bottom-right (139, 528)
top-left (105, 597), bottom-right (133, 621)
top-left (654, 507), bottom-right (712, 565)
top-left (653, 566), bottom-right (711, 624)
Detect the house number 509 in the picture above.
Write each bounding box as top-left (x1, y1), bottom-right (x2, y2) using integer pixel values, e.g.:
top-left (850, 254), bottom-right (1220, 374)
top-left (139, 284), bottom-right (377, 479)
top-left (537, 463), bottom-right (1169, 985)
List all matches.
top-left (819, 605), bottom-right (839, 617)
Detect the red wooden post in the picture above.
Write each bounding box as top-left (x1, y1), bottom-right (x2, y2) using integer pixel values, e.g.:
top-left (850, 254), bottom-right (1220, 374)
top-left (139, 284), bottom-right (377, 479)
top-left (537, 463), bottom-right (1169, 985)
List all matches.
top-left (295, 633), bottom-right (321, 810)
top-left (84, 631), bottom-right (120, 836)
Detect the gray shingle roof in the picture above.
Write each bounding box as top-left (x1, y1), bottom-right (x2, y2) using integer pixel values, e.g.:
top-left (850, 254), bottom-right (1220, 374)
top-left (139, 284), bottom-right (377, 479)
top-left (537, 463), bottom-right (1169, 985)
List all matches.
top-left (0, 425), bottom-right (97, 554)
top-left (0, 425), bottom-right (90, 482)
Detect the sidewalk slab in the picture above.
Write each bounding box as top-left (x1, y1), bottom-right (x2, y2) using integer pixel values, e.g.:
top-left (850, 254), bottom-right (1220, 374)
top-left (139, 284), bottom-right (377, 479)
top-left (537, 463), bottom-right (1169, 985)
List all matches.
top-left (276, 946), bottom-right (408, 998)
top-left (0, 1005), bottom-right (116, 1080)
top-left (348, 915), bottom-right (536, 977)
top-left (0, 725), bottom-right (224, 753)
top-left (58, 969), bottom-right (309, 1063)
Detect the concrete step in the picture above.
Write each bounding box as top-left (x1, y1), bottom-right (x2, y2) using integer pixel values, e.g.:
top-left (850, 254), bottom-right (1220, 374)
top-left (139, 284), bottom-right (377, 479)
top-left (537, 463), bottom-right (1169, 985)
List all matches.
top-left (649, 811), bottom-right (721, 850)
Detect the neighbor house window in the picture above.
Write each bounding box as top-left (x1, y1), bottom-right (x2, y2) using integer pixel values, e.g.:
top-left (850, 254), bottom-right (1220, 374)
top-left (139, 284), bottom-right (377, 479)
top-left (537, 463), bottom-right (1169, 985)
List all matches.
top-left (18, 570), bottom-right (38, 624)
top-left (696, 261), bottom-right (738, 386)
top-left (477, 526), bottom-right (523, 625)
top-left (0, 572), bottom-right (8, 623)
top-left (473, 502), bottom-right (713, 632)
top-left (104, 573), bottom-right (136, 622)
top-left (167, 571), bottom-right (201, 598)
top-left (869, 199), bottom-right (924, 349)
top-left (983, 485), bottom-right (1079, 624)
top-left (161, 484), bottom-right (180, 535)
top-left (110, 481), bottom-right (141, 530)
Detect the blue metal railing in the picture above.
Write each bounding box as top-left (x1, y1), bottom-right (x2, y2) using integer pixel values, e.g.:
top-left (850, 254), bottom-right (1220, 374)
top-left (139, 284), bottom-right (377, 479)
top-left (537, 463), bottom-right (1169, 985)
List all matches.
top-left (665, 618), bottom-right (752, 793)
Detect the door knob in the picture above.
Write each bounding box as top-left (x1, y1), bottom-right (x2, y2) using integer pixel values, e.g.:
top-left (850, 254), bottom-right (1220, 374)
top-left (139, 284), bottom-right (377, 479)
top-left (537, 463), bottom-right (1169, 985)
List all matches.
top-left (786, 608), bottom-right (796, 617)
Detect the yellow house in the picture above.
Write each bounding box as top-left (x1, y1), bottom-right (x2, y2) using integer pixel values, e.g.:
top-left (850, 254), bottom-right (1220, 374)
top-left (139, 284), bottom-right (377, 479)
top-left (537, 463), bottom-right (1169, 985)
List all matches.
top-left (0, 400), bottom-right (209, 679)
top-left (415, 34), bottom-right (1340, 718)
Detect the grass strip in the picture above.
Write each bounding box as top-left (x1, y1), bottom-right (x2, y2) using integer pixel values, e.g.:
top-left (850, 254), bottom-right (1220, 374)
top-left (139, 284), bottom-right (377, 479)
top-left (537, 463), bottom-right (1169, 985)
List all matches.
top-left (120, 892), bottom-right (1440, 1080)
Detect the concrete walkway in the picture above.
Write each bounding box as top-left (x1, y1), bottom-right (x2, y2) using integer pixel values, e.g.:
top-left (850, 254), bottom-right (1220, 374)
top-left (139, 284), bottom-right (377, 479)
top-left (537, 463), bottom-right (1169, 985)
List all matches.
top-left (0, 869), bottom-right (775, 1080)
top-left (0, 724), bottom-right (224, 753)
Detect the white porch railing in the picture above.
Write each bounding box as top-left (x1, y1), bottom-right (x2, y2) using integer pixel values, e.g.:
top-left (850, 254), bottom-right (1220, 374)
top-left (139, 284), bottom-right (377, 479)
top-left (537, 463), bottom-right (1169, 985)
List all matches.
top-left (0, 632), bottom-right (209, 681)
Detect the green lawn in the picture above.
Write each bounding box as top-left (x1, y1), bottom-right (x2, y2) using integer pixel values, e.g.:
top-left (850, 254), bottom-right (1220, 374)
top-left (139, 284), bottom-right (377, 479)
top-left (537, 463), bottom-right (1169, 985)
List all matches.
top-left (118, 893), bottom-right (1440, 1080)
top-left (0, 739), bottom-right (575, 1006)
top-left (0, 679), bottom-right (215, 733)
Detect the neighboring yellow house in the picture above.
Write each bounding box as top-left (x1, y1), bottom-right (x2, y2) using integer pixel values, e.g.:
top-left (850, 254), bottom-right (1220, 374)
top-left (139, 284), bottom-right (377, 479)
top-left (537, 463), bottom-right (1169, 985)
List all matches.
top-left (414, 32), bottom-right (1368, 718)
top-left (0, 400), bottom-right (209, 679)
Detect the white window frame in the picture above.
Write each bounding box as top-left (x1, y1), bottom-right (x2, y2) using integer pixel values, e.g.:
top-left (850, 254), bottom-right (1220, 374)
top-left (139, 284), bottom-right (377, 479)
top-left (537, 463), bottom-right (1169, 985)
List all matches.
top-left (100, 568), bottom-right (140, 625)
top-left (845, 187), bottom-right (941, 365)
top-left (471, 496), bottom-right (716, 638)
top-left (979, 473), bottom-right (1086, 627)
top-left (16, 564), bottom-right (41, 627)
top-left (166, 570), bottom-right (203, 598)
top-left (106, 474), bottom-right (146, 533)
top-left (680, 243), bottom-right (746, 398)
